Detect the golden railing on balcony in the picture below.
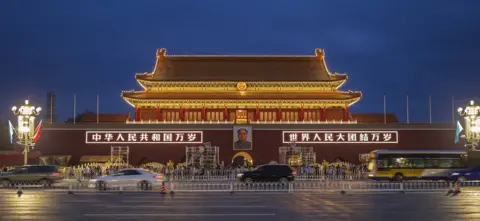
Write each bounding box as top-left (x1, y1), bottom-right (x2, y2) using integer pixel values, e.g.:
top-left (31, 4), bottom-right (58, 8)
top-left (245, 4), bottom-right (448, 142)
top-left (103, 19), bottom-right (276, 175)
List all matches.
top-left (125, 119), bottom-right (358, 124)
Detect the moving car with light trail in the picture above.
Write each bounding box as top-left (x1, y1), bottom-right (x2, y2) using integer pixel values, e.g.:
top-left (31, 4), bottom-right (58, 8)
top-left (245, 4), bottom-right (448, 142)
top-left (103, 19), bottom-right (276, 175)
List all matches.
top-left (0, 165), bottom-right (63, 186)
top-left (89, 169), bottom-right (165, 190)
top-left (450, 166), bottom-right (480, 181)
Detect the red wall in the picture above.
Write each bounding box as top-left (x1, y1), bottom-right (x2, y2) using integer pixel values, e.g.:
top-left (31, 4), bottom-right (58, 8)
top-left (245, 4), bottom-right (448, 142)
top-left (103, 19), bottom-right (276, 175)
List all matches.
top-left (34, 128), bottom-right (459, 165)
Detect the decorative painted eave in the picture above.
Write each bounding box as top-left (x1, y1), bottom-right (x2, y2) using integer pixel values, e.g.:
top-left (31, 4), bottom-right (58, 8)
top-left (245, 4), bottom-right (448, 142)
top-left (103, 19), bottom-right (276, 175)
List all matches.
top-left (136, 79), bottom-right (347, 90)
top-left (121, 97), bottom-right (362, 108)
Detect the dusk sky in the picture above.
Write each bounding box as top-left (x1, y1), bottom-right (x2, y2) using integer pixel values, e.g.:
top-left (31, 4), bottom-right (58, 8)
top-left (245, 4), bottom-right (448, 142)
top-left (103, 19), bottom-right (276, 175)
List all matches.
top-left (1, 0), bottom-right (479, 123)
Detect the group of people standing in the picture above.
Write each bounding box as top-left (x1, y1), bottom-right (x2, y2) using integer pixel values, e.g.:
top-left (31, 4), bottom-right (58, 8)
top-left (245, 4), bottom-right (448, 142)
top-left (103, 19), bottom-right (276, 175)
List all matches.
top-left (1, 160), bottom-right (368, 181)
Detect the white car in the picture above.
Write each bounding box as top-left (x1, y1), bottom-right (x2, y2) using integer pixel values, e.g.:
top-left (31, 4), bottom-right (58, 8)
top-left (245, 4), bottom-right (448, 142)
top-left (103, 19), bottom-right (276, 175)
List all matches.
top-left (89, 169), bottom-right (165, 190)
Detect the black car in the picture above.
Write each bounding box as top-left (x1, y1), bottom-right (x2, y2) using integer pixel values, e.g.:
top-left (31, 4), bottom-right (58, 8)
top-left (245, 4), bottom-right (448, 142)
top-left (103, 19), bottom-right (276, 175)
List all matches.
top-left (0, 165), bottom-right (63, 187)
top-left (237, 164), bottom-right (294, 183)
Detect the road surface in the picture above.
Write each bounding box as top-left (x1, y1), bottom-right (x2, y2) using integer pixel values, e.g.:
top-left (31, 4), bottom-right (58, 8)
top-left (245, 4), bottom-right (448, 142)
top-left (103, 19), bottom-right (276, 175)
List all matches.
top-left (0, 189), bottom-right (478, 221)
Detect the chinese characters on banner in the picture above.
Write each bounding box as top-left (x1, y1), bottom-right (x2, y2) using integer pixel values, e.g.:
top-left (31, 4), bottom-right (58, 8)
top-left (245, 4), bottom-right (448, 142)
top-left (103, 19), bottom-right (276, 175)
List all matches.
top-left (85, 131), bottom-right (203, 144)
top-left (282, 131), bottom-right (399, 144)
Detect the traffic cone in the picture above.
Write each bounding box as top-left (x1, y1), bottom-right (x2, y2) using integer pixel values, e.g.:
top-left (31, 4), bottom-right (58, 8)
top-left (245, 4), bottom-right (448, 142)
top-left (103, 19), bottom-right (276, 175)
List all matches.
top-left (67, 184), bottom-right (74, 195)
top-left (160, 182), bottom-right (167, 194)
top-left (454, 182), bottom-right (461, 194)
top-left (16, 186), bottom-right (23, 196)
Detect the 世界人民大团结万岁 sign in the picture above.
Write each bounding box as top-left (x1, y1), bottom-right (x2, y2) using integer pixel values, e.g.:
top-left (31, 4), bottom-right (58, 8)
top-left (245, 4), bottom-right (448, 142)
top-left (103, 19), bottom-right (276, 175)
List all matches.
top-left (282, 131), bottom-right (398, 144)
top-left (85, 131), bottom-right (203, 144)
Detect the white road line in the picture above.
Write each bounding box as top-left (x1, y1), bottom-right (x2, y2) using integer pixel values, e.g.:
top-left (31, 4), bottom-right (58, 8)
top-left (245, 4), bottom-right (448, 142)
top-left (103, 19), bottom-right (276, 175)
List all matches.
top-left (120, 199), bottom-right (263, 203)
top-left (0, 200), bottom-right (102, 204)
top-left (123, 196), bottom-right (261, 199)
top-left (103, 205), bottom-right (267, 208)
top-left (84, 213), bottom-right (275, 217)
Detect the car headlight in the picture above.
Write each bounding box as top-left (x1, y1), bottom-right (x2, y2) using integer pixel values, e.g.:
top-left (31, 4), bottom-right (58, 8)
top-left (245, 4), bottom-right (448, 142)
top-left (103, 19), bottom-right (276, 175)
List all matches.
top-left (89, 179), bottom-right (97, 183)
top-left (451, 173), bottom-right (459, 176)
top-left (237, 173), bottom-right (243, 177)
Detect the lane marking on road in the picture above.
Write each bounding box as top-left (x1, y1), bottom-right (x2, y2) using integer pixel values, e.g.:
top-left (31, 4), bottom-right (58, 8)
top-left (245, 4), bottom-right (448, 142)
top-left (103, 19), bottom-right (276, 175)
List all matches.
top-left (102, 205), bottom-right (268, 208)
top-left (84, 213), bottom-right (275, 217)
top-left (0, 200), bottom-right (103, 204)
top-left (120, 196), bottom-right (262, 200)
top-left (120, 199), bottom-right (263, 203)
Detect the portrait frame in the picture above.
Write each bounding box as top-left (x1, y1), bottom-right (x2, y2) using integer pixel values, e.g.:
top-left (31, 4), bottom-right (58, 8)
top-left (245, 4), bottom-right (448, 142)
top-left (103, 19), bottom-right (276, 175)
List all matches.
top-left (233, 126), bottom-right (253, 150)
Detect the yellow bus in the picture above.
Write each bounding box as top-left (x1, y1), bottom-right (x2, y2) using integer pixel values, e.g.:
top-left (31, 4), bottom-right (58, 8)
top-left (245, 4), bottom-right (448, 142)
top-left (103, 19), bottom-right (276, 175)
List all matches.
top-left (367, 150), bottom-right (467, 181)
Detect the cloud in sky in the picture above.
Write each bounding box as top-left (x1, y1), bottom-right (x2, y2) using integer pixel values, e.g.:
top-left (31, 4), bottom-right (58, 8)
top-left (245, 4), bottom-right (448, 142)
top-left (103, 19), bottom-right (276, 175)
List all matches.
top-left (0, 0), bottom-right (479, 122)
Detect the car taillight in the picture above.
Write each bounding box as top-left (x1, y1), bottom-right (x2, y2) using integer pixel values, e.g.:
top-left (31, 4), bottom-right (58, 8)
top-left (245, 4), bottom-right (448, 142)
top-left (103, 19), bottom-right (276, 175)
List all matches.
top-left (153, 175), bottom-right (162, 179)
top-left (51, 173), bottom-right (61, 176)
top-left (292, 170), bottom-right (297, 175)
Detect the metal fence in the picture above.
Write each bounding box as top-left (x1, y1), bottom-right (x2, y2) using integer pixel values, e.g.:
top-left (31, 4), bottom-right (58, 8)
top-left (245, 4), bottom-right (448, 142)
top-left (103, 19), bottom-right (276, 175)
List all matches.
top-left (3, 180), bottom-right (479, 194)
top-left (164, 170), bottom-right (367, 182)
top-left (165, 174), bottom-right (366, 181)
top-left (58, 167), bottom-right (368, 181)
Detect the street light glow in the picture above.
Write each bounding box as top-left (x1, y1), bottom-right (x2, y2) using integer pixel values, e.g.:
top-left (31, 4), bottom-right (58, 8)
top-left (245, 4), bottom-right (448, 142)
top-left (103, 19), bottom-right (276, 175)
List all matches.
top-left (11, 99), bottom-right (41, 165)
top-left (458, 100), bottom-right (480, 151)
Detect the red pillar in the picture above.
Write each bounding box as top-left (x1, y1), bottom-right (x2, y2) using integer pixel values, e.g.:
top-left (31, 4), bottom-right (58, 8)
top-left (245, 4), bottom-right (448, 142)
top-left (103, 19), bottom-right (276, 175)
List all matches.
top-left (201, 106), bottom-right (206, 120)
top-left (321, 106), bottom-right (327, 121)
top-left (159, 108), bottom-right (163, 121)
top-left (136, 108), bottom-right (143, 121)
top-left (155, 107), bottom-right (160, 121)
top-left (134, 107), bottom-right (139, 121)
top-left (224, 107), bottom-right (228, 121)
top-left (299, 107), bottom-right (304, 121)
top-left (343, 105), bottom-right (349, 121)
top-left (255, 107), bottom-right (259, 121)
top-left (276, 108), bottom-right (282, 121)
top-left (179, 107), bottom-right (185, 121)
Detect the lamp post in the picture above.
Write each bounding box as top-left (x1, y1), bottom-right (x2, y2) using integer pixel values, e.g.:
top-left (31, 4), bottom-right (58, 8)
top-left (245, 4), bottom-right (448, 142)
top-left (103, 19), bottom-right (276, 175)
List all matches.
top-left (457, 100), bottom-right (480, 151)
top-left (12, 100), bottom-right (41, 165)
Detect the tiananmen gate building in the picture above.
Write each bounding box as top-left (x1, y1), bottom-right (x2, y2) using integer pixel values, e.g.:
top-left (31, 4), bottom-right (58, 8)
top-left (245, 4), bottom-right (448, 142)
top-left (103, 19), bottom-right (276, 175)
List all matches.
top-left (28, 49), bottom-right (460, 166)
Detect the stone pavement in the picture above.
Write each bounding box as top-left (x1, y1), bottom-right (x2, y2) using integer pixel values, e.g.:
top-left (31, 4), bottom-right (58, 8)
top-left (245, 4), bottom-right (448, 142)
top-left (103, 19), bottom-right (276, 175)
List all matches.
top-left (0, 189), bottom-right (479, 221)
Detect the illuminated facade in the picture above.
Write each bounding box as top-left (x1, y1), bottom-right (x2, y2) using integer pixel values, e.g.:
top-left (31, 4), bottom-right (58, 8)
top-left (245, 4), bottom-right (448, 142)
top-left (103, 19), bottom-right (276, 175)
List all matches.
top-left (122, 49), bottom-right (362, 123)
top-left (7, 49), bottom-right (461, 166)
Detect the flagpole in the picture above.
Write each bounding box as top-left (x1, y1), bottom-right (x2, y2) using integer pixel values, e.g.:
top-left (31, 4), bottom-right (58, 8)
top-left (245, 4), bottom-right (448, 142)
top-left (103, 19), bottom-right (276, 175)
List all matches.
top-left (50, 93), bottom-right (53, 124)
top-left (383, 94), bottom-right (386, 124)
top-left (73, 94), bottom-right (76, 124)
top-left (452, 96), bottom-right (455, 124)
top-left (429, 94), bottom-right (432, 124)
top-left (406, 94), bottom-right (409, 124)
top-left (96, 95), bottom-right (99, 124)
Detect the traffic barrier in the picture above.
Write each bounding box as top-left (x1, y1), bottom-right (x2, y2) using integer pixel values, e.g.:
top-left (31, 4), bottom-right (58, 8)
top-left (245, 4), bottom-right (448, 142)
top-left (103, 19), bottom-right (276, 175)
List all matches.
top-left (3, 180), bottom-right (480, 194)
top-left (166, 174), bottom-right (367, 182)
top-left (160, 182), bottom-right (167, 194)
top-left (0, 180), bottom-right (75, 189)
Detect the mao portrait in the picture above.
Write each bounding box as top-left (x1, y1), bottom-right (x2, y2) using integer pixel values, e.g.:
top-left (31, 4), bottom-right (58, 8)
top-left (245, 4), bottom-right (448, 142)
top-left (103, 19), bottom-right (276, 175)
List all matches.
top-left (233, 127), bottom-right (252, 150)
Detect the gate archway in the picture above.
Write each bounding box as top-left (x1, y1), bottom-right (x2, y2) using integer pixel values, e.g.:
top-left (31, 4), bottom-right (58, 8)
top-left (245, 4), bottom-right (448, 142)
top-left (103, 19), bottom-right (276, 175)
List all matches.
top-left (232, 151), bottom-right (253, 166)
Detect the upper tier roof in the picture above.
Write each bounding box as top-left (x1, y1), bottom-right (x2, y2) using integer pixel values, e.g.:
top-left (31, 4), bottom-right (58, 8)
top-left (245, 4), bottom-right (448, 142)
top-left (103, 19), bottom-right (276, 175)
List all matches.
top-left (135, 48), bottom-right (347, 82)
top-left (122, 90), bottom-right (361, 100)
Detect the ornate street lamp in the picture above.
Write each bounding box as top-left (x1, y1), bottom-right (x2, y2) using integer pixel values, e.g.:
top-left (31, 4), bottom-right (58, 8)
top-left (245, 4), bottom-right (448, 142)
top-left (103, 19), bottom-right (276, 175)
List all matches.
top-left (458, 100), bottom-right (480, 151)
top-left (12, 99), bottom-right (41, 165)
